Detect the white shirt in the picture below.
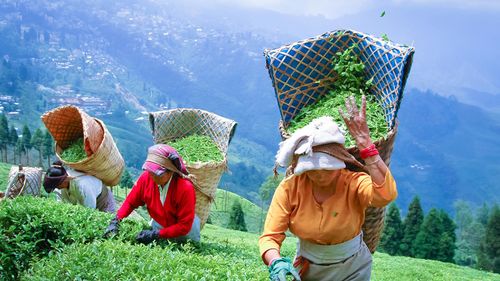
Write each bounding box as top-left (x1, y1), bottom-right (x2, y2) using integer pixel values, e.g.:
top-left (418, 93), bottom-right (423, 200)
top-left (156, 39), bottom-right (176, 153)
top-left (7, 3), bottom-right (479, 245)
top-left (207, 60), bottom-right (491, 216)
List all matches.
top-left (60, 168), bottom-right (104, 209)
top-left (159, 175), bottom-right (172, 206)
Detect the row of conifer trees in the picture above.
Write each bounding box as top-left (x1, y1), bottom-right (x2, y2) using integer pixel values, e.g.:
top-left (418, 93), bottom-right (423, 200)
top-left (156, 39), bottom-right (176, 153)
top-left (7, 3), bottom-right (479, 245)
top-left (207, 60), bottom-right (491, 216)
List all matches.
top-left (379, 196), bottom-right (499, 273)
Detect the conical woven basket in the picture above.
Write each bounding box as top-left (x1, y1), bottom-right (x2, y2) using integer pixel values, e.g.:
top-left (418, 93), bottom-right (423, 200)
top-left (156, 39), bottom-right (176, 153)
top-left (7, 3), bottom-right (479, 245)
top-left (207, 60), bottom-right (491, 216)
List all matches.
top-left (5, 166), bottom-right (43, 199)
top-left (41, 105), bottom-right (125, 186)
top-left (265, 29), bottom-right (414, 253)
top-left (149, 108), bottom-right (237, 229)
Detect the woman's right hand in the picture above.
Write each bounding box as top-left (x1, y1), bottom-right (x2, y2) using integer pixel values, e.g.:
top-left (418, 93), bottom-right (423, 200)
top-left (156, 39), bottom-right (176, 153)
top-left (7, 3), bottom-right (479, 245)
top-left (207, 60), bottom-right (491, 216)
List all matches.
top-left (103, 216), bottom-right (120, 238)
top-left (269, 257), bottom-right (301, 281)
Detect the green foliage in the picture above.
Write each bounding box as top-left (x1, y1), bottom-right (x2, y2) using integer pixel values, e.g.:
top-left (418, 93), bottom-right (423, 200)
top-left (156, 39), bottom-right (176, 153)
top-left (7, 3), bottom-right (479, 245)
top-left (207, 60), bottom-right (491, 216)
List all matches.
top-left (42, 130), bottom-right (54, 167)
top-left (60, 138), bottom-right (87, 162)
top-left (401, 196), bottom-right (424, 257)
top-left (227, 201), bottom-right (248, 232)
top-left (30, 128), bottom-right (45, 166)
top-left (21, 125), bottom-right (32, 150)
top-left (454, 200), bottom-right (484, 267)
top-left (438, 210), bottom-right (457, 263)
top-left (259, 174), bottom-right (284, 206)
top-left (477, 205), bottom-right (500, 273)
top-left (0, 113), bottom-right (9, 146)
top-left (0, 162), bottom-right (12, 192)
top-left (288, 45), bottom-right (387, 147)
top-left (169, 134), bottom-right (223, 164)
top-left (120, 169), bottom-right (134, 189)
top-left (210, 189), bottom-right (265, 234)
top-left (9, 126), bottom-right (18, 146)
top-left (380, 202), bottom-right (404, 255)
top-left (0, 196), bottom-right (147, 280)
top-left (414, 208), bottom-right (456, 263)
top-left (0, 192), bottom-right (497, 280)
top-left (372, 252), bottom-right (499, 281)
top-left (23, 239), bottom-right (265, 280)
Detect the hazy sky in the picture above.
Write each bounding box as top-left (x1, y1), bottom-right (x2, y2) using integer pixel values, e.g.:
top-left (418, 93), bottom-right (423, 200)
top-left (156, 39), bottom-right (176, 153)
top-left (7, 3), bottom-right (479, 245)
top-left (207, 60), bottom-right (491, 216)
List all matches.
top-left (164, 0), bottom-right (499, 102)
top-left (207, 0), bottom-right (500, 19)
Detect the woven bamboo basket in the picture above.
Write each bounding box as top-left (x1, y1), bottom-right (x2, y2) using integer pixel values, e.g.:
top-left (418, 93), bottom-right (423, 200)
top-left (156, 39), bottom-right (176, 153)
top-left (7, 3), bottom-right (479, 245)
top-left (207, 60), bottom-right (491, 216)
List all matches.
top-left (41, 105), bottom-right (125, 186)
top-left (265, 29), bottom-right (414, 253)
top-left (149, 108), bottom-right (237, 230)
top-left (4, 166), bottom-right (43, 199)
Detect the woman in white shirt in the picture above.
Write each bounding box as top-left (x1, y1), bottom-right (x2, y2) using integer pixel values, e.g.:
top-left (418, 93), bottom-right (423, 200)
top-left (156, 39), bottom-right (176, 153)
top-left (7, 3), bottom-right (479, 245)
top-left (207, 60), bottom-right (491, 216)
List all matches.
top-left (43, 161), bottom-right (116, 213)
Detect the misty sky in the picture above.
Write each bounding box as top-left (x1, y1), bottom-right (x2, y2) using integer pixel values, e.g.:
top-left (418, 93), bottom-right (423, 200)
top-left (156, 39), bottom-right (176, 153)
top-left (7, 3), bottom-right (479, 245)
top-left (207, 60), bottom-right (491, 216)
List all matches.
top-left (173, 0), bottom-right (500, 103)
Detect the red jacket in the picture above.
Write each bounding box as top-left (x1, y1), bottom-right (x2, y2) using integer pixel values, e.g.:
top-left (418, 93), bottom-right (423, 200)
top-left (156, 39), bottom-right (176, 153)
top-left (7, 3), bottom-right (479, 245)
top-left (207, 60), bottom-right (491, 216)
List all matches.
top-left (117, 171), bottom-right (196, 239)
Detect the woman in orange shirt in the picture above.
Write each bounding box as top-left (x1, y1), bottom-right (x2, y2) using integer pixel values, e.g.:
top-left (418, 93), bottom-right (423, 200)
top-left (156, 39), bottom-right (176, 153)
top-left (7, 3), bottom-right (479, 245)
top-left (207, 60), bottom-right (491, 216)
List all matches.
top-left (259, 95), bottom-right (398, 281)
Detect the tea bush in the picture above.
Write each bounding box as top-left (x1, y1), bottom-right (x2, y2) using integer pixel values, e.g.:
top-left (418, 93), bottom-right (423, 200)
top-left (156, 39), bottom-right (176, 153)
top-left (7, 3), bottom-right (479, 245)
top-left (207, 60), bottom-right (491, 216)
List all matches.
top-left (22, 240), bottom-right (267, 280)
top-left (0, 197), bottom-right (147, 280)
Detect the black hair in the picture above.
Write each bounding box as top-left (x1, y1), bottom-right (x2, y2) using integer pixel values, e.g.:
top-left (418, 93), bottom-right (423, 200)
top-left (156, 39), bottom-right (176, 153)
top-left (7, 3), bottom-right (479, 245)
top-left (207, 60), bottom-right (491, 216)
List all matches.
top-left (46, 160), bottom-right (67, 177)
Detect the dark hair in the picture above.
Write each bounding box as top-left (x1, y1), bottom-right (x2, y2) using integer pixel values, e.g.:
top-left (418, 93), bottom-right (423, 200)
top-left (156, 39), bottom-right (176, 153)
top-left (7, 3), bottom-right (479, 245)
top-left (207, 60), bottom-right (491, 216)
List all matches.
top-left (47, 161), bottom-right (66, 177)
top-left (43, 161), bottom-right (68, 193)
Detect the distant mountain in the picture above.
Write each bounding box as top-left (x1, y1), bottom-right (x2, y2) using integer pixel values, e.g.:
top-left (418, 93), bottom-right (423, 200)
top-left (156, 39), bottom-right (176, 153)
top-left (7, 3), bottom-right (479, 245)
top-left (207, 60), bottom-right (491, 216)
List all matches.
top-left (392, 89), bottom-right (500, 213)
top-left (0, 0), bottom-right (498, 214)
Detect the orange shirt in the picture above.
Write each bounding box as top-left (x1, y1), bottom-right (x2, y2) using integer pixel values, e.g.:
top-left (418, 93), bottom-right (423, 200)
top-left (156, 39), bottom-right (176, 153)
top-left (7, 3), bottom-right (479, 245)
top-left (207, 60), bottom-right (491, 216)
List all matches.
top-left (259, 169), bottom-right (397, 258)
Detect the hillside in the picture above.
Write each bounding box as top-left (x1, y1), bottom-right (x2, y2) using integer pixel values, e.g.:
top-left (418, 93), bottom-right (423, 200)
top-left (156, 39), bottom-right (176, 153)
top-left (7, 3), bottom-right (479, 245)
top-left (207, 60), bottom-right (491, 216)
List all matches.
top-left (391, 89), bottom-right (500, 213)
top-left (0, 162), bottom-right (12, 192)
top-left (210, 189), bottom-right (265, 234)
top-left (0, 0), bottom-right (498, 214)
top-left (1, 197), bottom-right (498, 280)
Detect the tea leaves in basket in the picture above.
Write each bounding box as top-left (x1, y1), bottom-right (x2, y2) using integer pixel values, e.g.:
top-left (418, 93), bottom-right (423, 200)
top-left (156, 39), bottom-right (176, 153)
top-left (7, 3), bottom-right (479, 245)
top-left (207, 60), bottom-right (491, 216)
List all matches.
top-left (60, 138), bottom-right (87, 162)
top-left (170, 135), bottom-right (223, 164)
top-left (288, 45), bottom-right (388, 147)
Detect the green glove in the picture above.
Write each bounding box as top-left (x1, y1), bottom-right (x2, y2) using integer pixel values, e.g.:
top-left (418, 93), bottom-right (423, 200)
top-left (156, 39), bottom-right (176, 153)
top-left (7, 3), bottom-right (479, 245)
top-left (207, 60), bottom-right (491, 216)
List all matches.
top-left (269, 257), bottom-right (301, 281)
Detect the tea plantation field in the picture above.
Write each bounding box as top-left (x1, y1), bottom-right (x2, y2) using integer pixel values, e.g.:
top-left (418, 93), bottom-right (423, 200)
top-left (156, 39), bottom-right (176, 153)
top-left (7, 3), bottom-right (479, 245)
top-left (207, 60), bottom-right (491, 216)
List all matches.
top-left (0, 197), bottom-right (498, 280)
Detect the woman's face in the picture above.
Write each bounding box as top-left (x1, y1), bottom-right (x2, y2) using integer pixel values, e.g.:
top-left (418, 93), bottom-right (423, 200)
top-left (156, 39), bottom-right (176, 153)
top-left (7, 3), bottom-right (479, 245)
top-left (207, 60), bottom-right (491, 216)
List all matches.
top-left (149, 170), bottom-right (174, 186)
top-left (56, 178), bottom-right (70, 189)
top-left (306, 169), bottom-right (339, 188)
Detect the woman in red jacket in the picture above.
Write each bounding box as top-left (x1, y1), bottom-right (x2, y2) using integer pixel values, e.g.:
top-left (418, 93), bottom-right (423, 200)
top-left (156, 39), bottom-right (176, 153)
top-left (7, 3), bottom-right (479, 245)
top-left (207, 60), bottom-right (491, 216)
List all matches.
top-left (104, 144), bottom-right (200, 244)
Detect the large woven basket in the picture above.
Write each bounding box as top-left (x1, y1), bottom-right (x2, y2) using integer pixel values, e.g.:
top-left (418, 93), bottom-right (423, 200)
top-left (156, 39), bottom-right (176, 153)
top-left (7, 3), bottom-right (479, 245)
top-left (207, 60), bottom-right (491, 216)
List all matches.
top-left (149, 108), bottom-right (237, 229)
top-left (41, 105), bottom-right (125, 186)
top-left (265, 29), bottom-right (414, 253)
top-left (5, 166), bottom-right (43, 199)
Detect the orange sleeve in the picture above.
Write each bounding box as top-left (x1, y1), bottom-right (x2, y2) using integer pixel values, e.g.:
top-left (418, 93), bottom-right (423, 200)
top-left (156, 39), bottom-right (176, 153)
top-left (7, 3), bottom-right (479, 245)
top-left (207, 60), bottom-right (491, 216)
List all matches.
top-left (258, 179), bottom-right (292, 260)
top-left (356, 169), bottom-right (397, 208)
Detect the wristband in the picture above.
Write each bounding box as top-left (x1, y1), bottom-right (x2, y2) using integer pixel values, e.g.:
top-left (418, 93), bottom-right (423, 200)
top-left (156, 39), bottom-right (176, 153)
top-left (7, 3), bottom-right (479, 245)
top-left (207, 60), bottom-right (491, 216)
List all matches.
top-left (360, 144), bottom-right (379, 159)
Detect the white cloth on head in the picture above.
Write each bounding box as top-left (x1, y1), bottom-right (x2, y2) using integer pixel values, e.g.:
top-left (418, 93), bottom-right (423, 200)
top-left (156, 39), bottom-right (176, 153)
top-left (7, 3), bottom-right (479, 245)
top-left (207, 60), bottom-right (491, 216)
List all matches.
top-left (294, 152), bottom-right (346, 175)
top-left (275, 116), bottom-right (346, 170)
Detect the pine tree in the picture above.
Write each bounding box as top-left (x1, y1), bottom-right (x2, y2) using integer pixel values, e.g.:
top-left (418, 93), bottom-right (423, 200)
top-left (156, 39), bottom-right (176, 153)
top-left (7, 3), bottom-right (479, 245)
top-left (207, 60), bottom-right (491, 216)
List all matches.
top-left (477, 205), bottom-right (500, 273)
top-left (42, 130), bottom-right (53, 168)
top-left (120, 169), bottom-right (134, 189)
top-left (401, 196), bottom-right (424, 257)
top-left (228, 201), bottom-right (247, 232)
top-left (477, 203), bottom-right (490, 226)
top-left (0, 113), bottom-right (9, 162)
top-left (438, 210), bottom-right (456, 263)
top-left (454, 200), bottom-right (484, 267)
top-left (9, 126), bottom-right (18, 164)
top-left (31, 128), bottom-right (45, 167)
top-left (15, 138), bottom-right (25, 164)
top-left (414, 208), bottom-right (442, 260)
top-left (379, 202), bottom-right (404, 255)
top-left (21, 125), bottom-right (32, 164)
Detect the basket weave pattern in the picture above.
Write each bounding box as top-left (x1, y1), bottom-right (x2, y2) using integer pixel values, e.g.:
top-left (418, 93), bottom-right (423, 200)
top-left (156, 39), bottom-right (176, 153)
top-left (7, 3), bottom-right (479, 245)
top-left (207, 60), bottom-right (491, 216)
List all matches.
top-left (149, 108), bottom-right (237, 229)
top-left (265, 30), bottom-right (414, 253)
top-left (41, 105), bottom-right (125, 186)
top-left (5, 166), bottom-right (43, 198)
top-left (265, 29), bottom-right (414, 129)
